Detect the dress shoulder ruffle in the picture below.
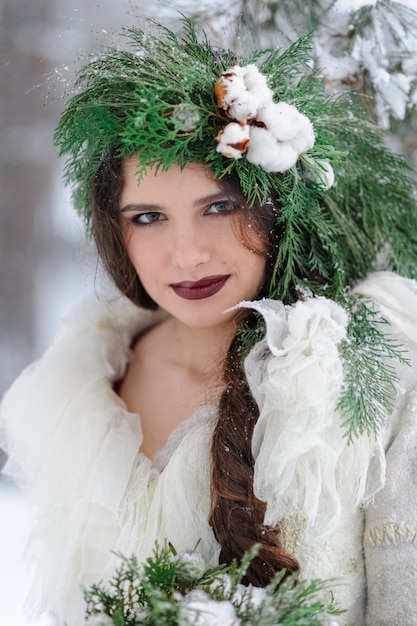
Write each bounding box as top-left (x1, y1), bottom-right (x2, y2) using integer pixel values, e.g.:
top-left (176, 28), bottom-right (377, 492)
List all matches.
top-left (1, 295), bottom-right (161, 482)
top-left (240, 271), bottom-right (417, 533)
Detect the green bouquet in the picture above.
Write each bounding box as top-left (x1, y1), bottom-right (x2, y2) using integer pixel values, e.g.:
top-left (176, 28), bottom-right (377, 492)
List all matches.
top-left (84, 543), bottom-right (343, 626)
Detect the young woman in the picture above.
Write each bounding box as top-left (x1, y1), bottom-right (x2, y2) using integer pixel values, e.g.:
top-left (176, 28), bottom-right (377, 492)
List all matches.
top-left (2, 19), bottom-right (417, 626)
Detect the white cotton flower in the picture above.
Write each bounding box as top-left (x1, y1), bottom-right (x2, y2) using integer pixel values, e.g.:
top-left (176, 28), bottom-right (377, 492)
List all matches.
top-left (247, 101), bottom-right (314, 172)
top-left (215, 64), bottom-right (272, 122)
top-left (228, 90), bottom-right (259, 122)
top-left (247, 126), bottom-right (298, 172)
top-left (316, 159), bottom-right (335, 190)
top-left (304, 156), bottom-right (335, 190)
top-left (258, 101), bottom-right (315, 153)
top-left (214, 64), bottom-right (315, 172)
top-left (86, 614), bottom-right (113, 626)
top-left (215, 66), bottom-right (258, 121)
top-left (291, 113), bottom-right (316, 154)
top-left (179, 596), bottom-right (241, 626)
top-left (215, 121), bottom-right (250, 159)
top-left (258, 101), bottom-right (300, 142)
top-left (240, 64), bottom-right (273, 107)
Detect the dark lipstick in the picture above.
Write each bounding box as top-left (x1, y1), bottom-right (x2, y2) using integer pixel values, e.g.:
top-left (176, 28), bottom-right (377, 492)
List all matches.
top-left (170, 275), bottom-right (230, 300)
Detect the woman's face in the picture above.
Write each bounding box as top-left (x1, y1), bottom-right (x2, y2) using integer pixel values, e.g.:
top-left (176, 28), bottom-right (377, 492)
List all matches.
top-left (119, 158), bottom-right (266, 329)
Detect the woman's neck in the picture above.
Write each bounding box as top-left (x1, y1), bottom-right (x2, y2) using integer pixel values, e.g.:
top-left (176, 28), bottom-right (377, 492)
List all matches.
top-left (159, 316), bottom-right (236, 379)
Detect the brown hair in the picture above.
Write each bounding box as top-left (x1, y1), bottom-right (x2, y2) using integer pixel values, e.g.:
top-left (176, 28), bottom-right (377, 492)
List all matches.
top-left (90, 154), bottom-right (299, 585)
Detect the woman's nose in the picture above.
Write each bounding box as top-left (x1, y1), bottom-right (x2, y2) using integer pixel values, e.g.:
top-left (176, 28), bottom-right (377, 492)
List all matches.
top-left (170, 224), bottom-right (210, 269)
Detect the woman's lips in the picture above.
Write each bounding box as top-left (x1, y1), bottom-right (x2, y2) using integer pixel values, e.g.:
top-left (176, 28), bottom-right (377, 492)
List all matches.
top-left (170, 275), bottom-right (230, 300)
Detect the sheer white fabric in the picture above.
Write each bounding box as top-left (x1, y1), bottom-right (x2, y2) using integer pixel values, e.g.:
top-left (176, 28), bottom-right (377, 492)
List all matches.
top-left (0, 297), bottom-right (219, 625)
top-left (240, 296), bottom-right (385, 529)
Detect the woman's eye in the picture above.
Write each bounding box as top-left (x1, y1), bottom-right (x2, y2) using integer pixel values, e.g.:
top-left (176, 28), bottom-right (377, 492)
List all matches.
top-left (206, 201), bottom-right (235, 215)
top-left (133, 211), bottom-right (164, 225)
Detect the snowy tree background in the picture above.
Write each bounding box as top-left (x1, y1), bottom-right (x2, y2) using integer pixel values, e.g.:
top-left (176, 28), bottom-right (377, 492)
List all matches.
top-left (0, 1), bottom-right (416, 624)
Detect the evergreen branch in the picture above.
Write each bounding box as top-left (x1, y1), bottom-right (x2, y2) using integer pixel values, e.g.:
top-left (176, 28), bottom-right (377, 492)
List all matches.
top-left (339, 295), bottom-right (410, 441)
top-left (84, 543), bottom-right (342, 625)
top-left (236, 314), bottom-right (267, 360)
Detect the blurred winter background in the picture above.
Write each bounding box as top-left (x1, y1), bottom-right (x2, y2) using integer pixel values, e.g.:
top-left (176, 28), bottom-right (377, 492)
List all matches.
top-left (0, 0), bottom-right (416, 624)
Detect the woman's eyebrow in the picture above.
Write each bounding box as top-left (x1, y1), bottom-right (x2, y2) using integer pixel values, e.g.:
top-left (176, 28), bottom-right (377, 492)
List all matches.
top-left (119, 203), bottom-right (163, 213)
top-left (193, 192), bottom-right (227, 207)
top-left (120, 193), bottom-right (227, 213)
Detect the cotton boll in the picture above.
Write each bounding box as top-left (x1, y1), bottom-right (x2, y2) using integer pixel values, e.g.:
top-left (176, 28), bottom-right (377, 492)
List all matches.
top-left (291, 114), bottom-right (315, 154)
top-left (215, 64), bottom-right (274, 122)
top-left (229, 93), bottom-right (259, 122)
top-left (225, 73), bottom-right (259, 122)
top-left (314, 159), bottom-right (335, 191)
top-left (304, 156), bottom-right (335, 190)
top-left (266, 143), bottom-right (299, 172)
top-left (215, 66), bottom-right (315, 172)
top-left (246, 126), bottom-right (277, 166)
top-left (215, 66), bottom-right (259, 121)
top-left (215, 122), bottom-right (250, 159)
top-left (247, 127), bottom-right (298, 172)
top-left (257, 101), bottom-right (315, 155)
top-left (242, 64), bottom-right (273, 107)
top-left (259, 101), bottom-right (300, 142)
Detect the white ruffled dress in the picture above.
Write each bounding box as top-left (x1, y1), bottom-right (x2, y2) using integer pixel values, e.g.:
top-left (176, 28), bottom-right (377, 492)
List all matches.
top-left (1, 271), bottom-right (417, 626)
